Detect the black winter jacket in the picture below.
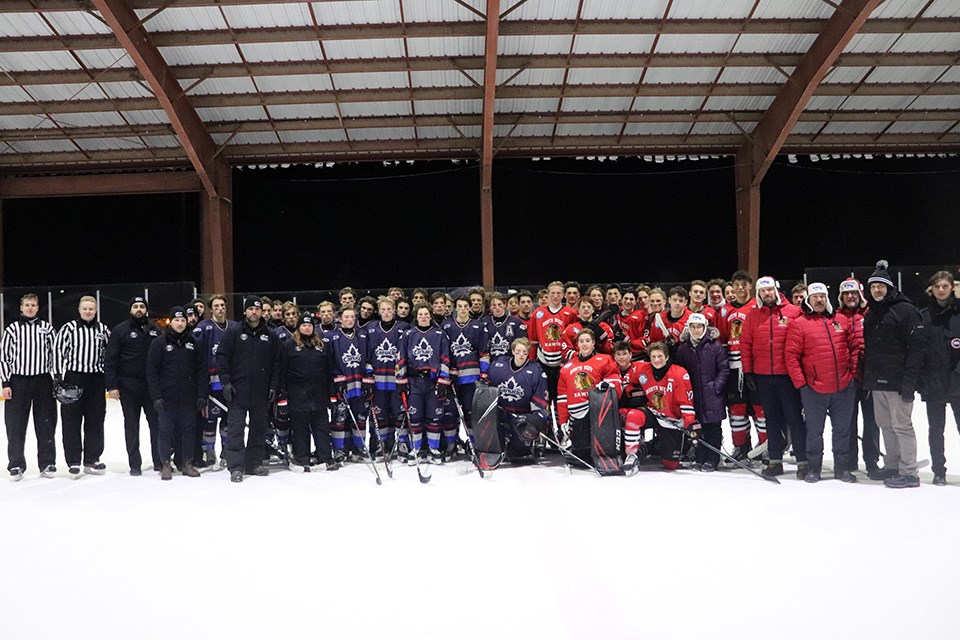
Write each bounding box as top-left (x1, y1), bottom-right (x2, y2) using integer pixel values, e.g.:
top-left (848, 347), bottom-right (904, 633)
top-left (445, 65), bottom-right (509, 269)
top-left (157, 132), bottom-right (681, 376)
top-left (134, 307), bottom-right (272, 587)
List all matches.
top-left (104, 316), bottom-right (161, 390)
top-left (146, 328), bottom-right (207, 408)
top-left (215, 319), bottom-right (279, 405)
top-left (862, 288), bottom-right (926, 395)
top-left (920, 295), bottom-right (960, 402)
top-left (278, 336), bottom-right (335, 411)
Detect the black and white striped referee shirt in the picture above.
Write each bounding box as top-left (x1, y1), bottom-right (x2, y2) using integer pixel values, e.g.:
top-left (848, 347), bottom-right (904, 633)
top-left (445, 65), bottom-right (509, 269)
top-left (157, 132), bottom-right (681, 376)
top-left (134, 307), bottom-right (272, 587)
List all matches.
top-left (0, 316), bottom-right (55, 381)
top-left (54, 319), bottom-right (111, 375)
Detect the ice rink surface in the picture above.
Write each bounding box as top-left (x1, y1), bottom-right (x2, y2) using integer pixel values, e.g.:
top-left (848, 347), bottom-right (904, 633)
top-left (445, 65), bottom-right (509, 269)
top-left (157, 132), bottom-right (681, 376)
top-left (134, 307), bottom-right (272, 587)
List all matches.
top-left (2, 401), bottom-right (959, 640)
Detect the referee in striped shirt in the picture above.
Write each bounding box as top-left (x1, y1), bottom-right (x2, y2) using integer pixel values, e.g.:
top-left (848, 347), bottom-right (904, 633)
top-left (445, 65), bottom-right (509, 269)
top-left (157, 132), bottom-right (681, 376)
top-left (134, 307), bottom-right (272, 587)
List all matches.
top-left (1, 293), bottom-right (58, 480)
top-left (54, 295), bottom-right (111, 477)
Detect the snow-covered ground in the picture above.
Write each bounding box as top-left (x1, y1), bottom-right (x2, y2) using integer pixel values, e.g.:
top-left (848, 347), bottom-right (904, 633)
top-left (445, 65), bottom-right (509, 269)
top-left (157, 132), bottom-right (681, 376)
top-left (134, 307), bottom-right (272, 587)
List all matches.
top-left (1, 400), bottom-right (958, 640)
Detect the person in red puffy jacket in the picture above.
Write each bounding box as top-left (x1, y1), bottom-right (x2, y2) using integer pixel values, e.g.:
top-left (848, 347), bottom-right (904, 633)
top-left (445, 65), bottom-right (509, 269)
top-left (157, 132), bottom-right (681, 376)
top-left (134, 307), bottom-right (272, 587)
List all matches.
top-left (837, 278), bottom-right (880, 474)
top-left (741, 276), bottom-right (807, 479)
top-left (784, 283), bottom-right (861, 483)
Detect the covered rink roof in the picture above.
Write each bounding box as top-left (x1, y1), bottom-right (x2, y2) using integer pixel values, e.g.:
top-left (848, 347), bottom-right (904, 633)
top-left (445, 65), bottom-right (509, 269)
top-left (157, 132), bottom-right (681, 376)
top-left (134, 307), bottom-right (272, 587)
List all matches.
top-left (1, 0), bottom-right (959, 173)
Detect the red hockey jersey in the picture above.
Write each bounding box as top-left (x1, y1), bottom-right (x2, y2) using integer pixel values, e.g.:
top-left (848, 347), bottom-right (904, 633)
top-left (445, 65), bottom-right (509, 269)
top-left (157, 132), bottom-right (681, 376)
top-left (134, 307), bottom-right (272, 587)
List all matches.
top-left (527, 305), bottom-right (576, 369)
top-left (556, 353), bottom-right (622, 425)
top-left (560, 320), bottom-right (614, 360)
top-left (625, 362), bottom-right (696, 429)
top-left (648, 309), bottom-right (692, 347)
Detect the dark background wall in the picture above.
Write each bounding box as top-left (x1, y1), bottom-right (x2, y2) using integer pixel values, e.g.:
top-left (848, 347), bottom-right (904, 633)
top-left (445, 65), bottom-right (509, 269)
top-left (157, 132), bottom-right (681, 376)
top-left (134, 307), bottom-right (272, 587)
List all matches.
top-left (3, 154), bottom-right (958, 291)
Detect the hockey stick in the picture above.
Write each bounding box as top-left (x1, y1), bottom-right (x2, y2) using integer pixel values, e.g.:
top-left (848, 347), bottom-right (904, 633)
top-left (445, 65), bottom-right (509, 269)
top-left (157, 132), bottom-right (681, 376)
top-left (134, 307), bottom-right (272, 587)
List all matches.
top-left (400, 391), bottom-right (431, 484)
top-left (450, 391), bottom-right (485, 479)
top-left (660, 422), bottom-right (780, 484)
top-left (539, 430), bottom-right (602, 477)
top-left (343, 397), bottom-right (382, 486)
top-left (367, 402), bottom-right (392, 479)
top-left (549, 400), bottom-right (573, 475)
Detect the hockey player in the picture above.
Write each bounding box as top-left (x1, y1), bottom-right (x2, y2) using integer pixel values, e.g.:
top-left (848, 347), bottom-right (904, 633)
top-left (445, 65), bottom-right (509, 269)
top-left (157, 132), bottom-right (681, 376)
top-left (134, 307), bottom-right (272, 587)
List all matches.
top-left (315, 302), bottom-right (338, 339)
top-left (516, 290), bottom-right (535, 331)
top-left (612, 341), bottom-right (651, 462)
top-left (326, 306), bottom-right (372, 463)
top-left (507, 293), bottom-right (520, 316)
top-left (396, 304), bottom-right (452, 464)
top-left (185, 304), bottom-right (199, 330)
top-left (564, 282), bottom-right (581, 310)
top-left (487, 337), bottom-right (549, 463)
top-left (190, 297), bottom-right (206, 321)
top-left (388, 287), bottom-right (405, 302)
top-left (192, 295), bottom-right (237, 469)
top-left (2, 293), bottom-right (58, 481)
top-left (468, 288), bottom-right (487, 320)
top-left (675, 314), bottom-right (728, 472)
top-left (275, 302), bottom-right (299, 341)
top-left (105, 296), bottom-right (162, 476)
top-left (556, 329), bottom-right (622, 466)
top-left (411, 288), bottom-right (428, 306)
top-left (396, 299), bottom-right (412, 322)
top-left (54, 295), bottom-right (110, 477)
top-left (718, 271), bottom-right (767, 461)
top-left (585, 286), bottom-right (605, 311)
top-left (484, 292), bottom-right (527, 364)
top-left (364, 296), bottom-right (409, 457)
top-left (147, 307), bottom-right (206, 481)
top-left (527, 281), bottom-right (576, 405)
top-left (621, 342), bottom-right (697, 472)
top-left (688, 280), bottom-right (717, 326)
top-left (442, 296), bottom-right (490, 458)
top-left (339, 287), bottom-right (357, 309)
top-left (430, 292), bottom-right (449, 326)
top-left (278, 313), bottom-right (338, 472)
top-left (269, 299), bottom-right (284, 328)
top-left (648, 286), bottom-right (692, 353)
top-left (707, 279), bottom-right (727, 312)
top-left (560, 299), bottom-right (614, 360)
top-left (216, 296), bottom-right (280, 483)
top-left (357, 296), bottom-right (378, 330)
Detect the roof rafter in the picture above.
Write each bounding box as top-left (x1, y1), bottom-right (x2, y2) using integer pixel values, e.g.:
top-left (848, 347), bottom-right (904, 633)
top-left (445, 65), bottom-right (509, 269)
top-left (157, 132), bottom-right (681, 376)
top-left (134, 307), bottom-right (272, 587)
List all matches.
top-left (89, 0), bottom-right (226, 197)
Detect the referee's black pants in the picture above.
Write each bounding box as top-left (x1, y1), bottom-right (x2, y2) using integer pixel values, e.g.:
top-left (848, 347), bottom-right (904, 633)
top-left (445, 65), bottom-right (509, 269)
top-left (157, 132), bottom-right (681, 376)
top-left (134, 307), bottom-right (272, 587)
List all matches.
top-left (60, 372), bottom-right (106, 466)
top-left (118, 380), bottom-right (160, 472)
top-left (5, 374), bottom-right (57, 472)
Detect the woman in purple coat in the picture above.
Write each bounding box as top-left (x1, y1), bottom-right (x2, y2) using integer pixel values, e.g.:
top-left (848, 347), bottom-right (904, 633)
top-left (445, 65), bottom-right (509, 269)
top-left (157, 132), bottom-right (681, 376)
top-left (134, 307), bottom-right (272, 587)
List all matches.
top-left (675, 313), bottom-right (729, 471)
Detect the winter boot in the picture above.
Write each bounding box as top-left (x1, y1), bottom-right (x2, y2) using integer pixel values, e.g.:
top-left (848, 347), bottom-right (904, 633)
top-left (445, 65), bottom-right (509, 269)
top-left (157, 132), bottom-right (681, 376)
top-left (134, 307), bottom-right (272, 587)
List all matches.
top-left (933, 474), bottom-right (947, 486)
top-left (833, 453), bottom-right (857, 482)
top-left (761, 461), bottom-right (784, 477)
top-left (182, 463), bottom-right (201, 478)
top-left (230, 469), bottom-right (243, 483)
top-left (795, 461), bottom-right (809, 480)
top-left (884, 474), bottom-right (920, 489)
top-left (160, 462), bottom-right (173, 481)
top-left (867, 467), bottom-right (898, 481)
top-left (804, 458), bottom-right (822, 483)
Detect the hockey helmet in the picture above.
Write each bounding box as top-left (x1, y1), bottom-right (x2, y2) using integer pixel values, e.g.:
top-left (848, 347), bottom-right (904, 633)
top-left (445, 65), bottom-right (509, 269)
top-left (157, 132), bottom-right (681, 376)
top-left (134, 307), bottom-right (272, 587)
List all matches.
top-left (54, 383), bottom-right (83, 405)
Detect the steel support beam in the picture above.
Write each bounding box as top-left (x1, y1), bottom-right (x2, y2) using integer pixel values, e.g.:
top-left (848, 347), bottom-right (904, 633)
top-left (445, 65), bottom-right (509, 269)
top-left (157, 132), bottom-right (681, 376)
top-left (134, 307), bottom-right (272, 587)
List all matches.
top-left (734, 0), bottom-right (882, 274)
top-left (91, 0), bottom-right (227, 199)
top-left (0, 172), bottom-right (203, 198)
top-left (480, 0), bottom-right (500, 289)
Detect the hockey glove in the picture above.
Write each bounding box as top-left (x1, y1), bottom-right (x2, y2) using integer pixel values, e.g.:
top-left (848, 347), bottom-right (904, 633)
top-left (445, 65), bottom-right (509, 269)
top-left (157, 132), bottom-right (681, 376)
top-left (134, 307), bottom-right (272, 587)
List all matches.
top-left (362, 378), bottom-right (375, 400)
top-left (396, 379), bottom-right (409, 397)
top-left (222, 383), bottom-right (235, 403)
top-left (597, 381), bottom-right (611, 392)
top-left (334, 376), bottom-right (347, 398)
top-left (275, 398), bottom-right (290, 421)
top-left (153, 399), bottom-right (166, 413)
top-left (900, 386), bottom-right (915, 404)
top-left (196, 398), bottom-right (206, 413)
top-left (435, 382), bottom-right (448, 400)
top-left (743, 373), bottom-right (758, 393)
top-left (685, 422), bottom-right (701, 439)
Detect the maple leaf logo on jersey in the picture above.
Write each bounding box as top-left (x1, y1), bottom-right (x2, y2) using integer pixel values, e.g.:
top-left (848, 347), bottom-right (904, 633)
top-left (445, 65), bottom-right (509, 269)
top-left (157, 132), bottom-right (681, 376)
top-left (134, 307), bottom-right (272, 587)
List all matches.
top-left (341, 344), bottom-right (362, 369)
top-left (413, 337), bottom-right (434, 362)
top-left (451, 333), bottom-right (474, 357)
top-left (499, 376), bottom-right (524, 402)
top-left (488, 332), bottom-right (509, 356)
top-left (375, 338), bottom-right (399, 363)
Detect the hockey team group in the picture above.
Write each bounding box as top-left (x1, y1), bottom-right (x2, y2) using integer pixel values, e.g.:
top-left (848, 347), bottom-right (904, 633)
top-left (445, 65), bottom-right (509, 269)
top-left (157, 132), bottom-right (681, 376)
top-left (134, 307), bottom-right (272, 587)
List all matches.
top-left (2, 258), bottom-right (957, 487)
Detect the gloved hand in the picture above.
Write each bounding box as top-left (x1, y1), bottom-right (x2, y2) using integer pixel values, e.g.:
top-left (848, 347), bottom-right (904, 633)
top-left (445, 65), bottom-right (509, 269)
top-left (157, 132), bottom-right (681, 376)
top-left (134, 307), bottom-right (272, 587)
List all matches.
top-left (53, 374), bottom-right (63, 387)
top-left (268, 388), bottom-right (276, 403)
top-left (435, 382), bottom-right (448, 400)
top-left (275, 398), bottom-right (289, 421)
top-left (901, 386), bottom-right (915, 404)
top-left (362, 377), bottom-right (374, 400)
top-left (334, 376), bottom-right (347, 399)
top-left (196, 398), bottom-right (206, 413)
top-left (222, 383), bottom-right (234, 403)
top-left (597, 381), bottom-right (611, 392)
top-left (479, 370), bottom-right (489, 383)
top-left (686, 422), bottom-right (701, 439)
top-left (743, 372), bottom-right (758, 393)
top-left (153, 399), bottom-right (165, 413)
top-left (396, 379), bottom-right (408, 396)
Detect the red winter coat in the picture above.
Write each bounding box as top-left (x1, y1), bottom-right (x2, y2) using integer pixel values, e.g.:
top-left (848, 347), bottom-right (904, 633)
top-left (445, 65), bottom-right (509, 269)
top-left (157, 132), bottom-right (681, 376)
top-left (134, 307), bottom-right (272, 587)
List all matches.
top-left (837, 307), bottom-right (865, 381)
top-left (784, 310), bottom-right (861, 394)
top-left (740, 293), bottom-right (801, 376)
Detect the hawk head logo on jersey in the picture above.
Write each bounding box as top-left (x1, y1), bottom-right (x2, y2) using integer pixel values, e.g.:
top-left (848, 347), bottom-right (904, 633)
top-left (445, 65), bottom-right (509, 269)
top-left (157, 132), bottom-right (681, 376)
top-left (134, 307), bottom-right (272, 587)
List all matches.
top-left (488, 332), bottom-right (509, 356)
top-left (341, 344), bottom-right (362, 369)
top-left (451, 333), bottom-right (474, 358)
top-left (650, 391), bottom-right (665, 411)
top-left (499, 376), bottom-right (524, 402)
top-left (832, 321), bottom-right (843, 333)
top-left (545, 324), bottom-right (561, 341)
top-left (574, 372), bottom-right (592, 391)
top-left (413, 337), bottom-right (434, 362)
top-left (778, 316), bottom-right (789, 327)
top-left (374, 338), bottom-right (399, 363)
top-left (730, 319), bottom-right (742, 340)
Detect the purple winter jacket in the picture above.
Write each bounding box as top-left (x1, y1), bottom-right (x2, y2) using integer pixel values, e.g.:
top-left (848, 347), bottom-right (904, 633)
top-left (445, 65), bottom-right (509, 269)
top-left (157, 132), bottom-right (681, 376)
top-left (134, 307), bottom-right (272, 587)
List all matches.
top-left (675, 326), bottom-right (729, 425)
